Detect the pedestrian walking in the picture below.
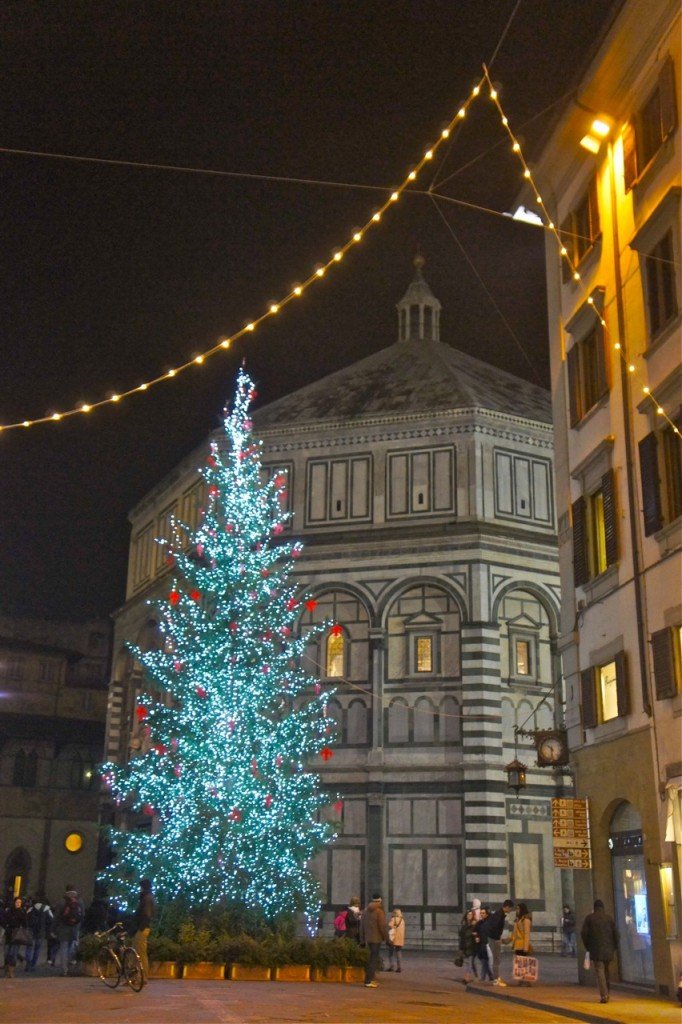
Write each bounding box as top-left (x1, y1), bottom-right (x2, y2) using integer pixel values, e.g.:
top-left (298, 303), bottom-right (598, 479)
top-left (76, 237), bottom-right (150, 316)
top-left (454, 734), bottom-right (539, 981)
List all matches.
top-left (457, 910), bottom-right (479, 982)
top-left (386, 908), bottom-right (405, 972)
top-left (26, 894), bottom-right (53, 971)
top-left (333, 906), bottom-right (348, 937)
top-left (131, 878), bottom-right (154, 978)
top-left (344, 898), bottom-right (362, 943)
top-left (487, 898), bottom-right (514, 985)
top-left (581, 899), bottom-right (618, 1004)
top-left (53, 884), bottom-right (84, 976)
top-left (4, 897), bottom-right (30, 977)
top-left (561, 904), bottom-right (576, 956)
top-left (474, 907), bottom-right (495, 982)
top-left (470, 897), bottom-right (482, 921)
top-left (360, 893), bottom-right (389, 988)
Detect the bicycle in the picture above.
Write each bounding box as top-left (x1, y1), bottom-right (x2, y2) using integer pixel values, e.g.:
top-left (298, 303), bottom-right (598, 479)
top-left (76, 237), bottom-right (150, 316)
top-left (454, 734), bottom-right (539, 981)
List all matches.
top-left (95, 923), bottom-right (145, 991)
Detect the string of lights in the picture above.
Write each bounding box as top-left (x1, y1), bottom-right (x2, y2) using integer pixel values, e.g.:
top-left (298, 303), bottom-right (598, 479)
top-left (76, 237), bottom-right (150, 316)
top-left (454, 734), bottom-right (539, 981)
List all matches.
top-left (482, 65), bottom-right (681, 440)
top-left (0, 77), bottom-right (486, 433)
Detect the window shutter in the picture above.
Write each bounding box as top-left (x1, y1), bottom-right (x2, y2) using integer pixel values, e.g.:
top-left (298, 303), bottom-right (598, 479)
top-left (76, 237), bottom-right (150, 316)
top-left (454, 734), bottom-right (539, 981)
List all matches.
top-left (601, 469), bottom-right (618, 566)
top-left (560, 216), bottom-right (572, 283)
top-left (567, 345), bottom-right (581, 427)
top-left (580, 668), bottom-right (597, 729)
top-left (572, 496), bottom-right (589, 586)
top-left (651, 627), bottom-right (676, 700)
top-left (588, 176), bottom-right (601, 242)
top-left (659, 56), bottom-right (678, 140)
top-left (615, 651), bottom-right (630, 716)
top-left (638, 431), bottom-right (663, 535)
top-left (623, 120), bottom-right (638, 191)
top-left (594, 323), bottom-right (608, 399)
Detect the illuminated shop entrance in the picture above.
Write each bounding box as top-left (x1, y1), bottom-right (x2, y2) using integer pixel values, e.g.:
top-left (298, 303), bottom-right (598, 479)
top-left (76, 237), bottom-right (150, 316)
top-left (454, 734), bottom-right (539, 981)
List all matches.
top-left (609, 802), bottom-right (654, 985)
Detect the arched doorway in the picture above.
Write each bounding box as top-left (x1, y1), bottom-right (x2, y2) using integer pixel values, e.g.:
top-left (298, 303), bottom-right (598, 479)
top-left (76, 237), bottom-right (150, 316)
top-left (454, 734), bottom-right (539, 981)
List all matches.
top-left (609, 802), bottom-right (654, 984)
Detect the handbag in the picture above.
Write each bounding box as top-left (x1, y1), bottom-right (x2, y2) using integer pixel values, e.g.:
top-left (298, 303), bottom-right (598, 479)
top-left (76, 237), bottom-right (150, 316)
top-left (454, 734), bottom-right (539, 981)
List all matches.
top-left (454, 954), bottom-right (464, 967)
top-left (11, 925), bottom-right (31, 946)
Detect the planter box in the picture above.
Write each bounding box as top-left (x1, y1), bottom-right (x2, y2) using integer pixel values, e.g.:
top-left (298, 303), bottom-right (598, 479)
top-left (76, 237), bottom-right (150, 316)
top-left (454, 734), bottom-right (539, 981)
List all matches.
top-left (150, 961), bottom-right (180, 979)
top-left (229, 964), bottom-right (272, 981)
top-left (182, 962), bottom-right (225, 980)
top-left (80, 961), bottom-right (100, 977)
top-left (312, 965), bottom-right (343, 983)
top-left (343, 966), bottom-right (365, 984)
top-left (273, 964), bottom-right (310, 982)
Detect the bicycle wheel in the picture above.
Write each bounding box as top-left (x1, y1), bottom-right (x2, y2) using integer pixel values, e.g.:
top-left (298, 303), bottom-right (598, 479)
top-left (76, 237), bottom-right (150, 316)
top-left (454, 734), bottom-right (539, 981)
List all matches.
top-left (123, 946), bottom-right (145, 991)
top-left (97, 947), bottom-right (122, 988)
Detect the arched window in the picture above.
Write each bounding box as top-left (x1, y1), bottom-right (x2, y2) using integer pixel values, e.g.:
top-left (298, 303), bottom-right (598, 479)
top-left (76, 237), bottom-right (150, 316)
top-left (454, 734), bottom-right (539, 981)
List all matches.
top-left (325, 699), bottom-right (344, 744)
top-left (326, 631), bottom-right (345, 678)
top-left (387, 698), bottom-right (410, 744)
top-left (440, 696), bottom-right (461, 744)
top-left (413, 697), bottom-right (435, 743)
top-left (347, 699), bottom-right (368, 745)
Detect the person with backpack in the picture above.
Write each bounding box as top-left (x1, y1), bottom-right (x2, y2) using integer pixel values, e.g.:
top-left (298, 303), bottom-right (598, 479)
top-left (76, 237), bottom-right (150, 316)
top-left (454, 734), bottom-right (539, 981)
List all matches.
top-left (344, 898), bottom-right (362, 943)
top-left (53, 884), bottom-right (84, 976)
top-left (26, 894), bottom-right (53, 971)
top-left (333, 906), bottom-right (348, 938)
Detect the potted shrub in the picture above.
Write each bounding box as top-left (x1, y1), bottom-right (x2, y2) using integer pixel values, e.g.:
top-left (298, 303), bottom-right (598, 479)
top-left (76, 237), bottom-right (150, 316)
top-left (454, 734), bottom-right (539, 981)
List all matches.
top-left (228, 935), bottom-right (272, 981)
top-left (266, 936), bottom-right (312, 982)
top-left (178, 922), bottom-right (225, 980)
top-left (148, 935), bottom-right (182, 979)
top-left (310, 938), bottom-right (343, 983)
top-left (77, 933), bottom-right (103, 976)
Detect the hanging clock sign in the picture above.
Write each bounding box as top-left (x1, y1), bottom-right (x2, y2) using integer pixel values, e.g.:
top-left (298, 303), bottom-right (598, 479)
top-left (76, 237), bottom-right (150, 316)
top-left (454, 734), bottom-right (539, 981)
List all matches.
top-left (535, 729), bottom-right (569, 767)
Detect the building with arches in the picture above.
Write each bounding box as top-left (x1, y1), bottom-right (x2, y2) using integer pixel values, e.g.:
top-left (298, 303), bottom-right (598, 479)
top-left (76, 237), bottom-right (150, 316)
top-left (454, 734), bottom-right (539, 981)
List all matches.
top-left (0, 615), bottom-right (110, 903)
top-left (106, 259), bottom-right (567, 946)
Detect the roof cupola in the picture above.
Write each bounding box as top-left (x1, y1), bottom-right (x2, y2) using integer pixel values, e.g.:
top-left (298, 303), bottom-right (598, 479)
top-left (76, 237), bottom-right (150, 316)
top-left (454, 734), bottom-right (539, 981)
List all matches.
top-left (396, 253), bottom-right (441, 343)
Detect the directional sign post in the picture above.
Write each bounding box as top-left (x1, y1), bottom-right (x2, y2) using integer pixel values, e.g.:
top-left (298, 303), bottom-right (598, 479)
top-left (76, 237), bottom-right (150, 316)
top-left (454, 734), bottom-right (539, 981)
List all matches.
top-left (552, 797), bottom-right (592, 869)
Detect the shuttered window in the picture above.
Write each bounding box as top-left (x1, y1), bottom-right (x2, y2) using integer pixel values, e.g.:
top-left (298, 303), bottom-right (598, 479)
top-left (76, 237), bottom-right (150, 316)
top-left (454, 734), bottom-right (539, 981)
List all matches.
top-left (572, 472), bottom-right (617, 587)
top-left (639, 422), bottom-right (682, 535)
top-left (624, 56), bottom-right (678, 190)
top-left (580, 668), bottom-right (597, 729)
top-left (566, 324), bottom-right (608, 425)
top-left (582, 652), bottom-right (630, 729)
top-left (560, 176), bottom-right (601, 283)
top-left (651, 626), bottom-right (681, 700)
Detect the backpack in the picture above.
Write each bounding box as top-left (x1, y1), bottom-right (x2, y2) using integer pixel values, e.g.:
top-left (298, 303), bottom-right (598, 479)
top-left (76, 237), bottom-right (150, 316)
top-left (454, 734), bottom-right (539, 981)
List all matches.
top-left (334, 910), bottom-right (348, 933)
top-left (60, 894), bottom-right (83, 927)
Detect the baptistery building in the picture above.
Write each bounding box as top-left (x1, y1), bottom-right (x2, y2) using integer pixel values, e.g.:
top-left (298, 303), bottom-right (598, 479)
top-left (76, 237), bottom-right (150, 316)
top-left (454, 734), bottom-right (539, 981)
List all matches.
top-left (105, 259), bottom-right (568, 947)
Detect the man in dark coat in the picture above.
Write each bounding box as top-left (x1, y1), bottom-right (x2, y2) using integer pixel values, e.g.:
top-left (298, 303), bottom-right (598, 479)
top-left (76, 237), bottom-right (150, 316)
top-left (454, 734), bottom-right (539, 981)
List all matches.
top-left (360, 893), bottom-right (389, 987)
top-left (487, 898), bottom-right (514, 985)
top-left (131, 879), bottom-right (155, 978)
top-left (581, 899), bottom-right (618, 1003)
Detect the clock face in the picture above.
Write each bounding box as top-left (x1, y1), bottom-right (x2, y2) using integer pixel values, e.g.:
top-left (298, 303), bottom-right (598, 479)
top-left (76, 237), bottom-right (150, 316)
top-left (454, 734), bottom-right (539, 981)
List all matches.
top-left (536, 730), bottom-right (568, 766)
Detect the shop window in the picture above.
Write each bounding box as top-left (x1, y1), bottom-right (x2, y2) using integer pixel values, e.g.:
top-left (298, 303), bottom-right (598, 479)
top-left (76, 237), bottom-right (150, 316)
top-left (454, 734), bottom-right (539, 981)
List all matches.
top-left (560, 176), bottom-right (600, 280)
top-left (566, 324), bottom-right (608, 426)
top-left (639, 421), bottom-right (682, 535)
top-left (572, 470), bottom-right (618, 586)
top-left (624, 56), bottom-right (677, 189)
top-left (580, 651), bottom-right (629, 728)
top-left (651, 624), bottom-right (682, 700)
top-left (609, 803), bottom-right (655, 984)
top-left (325, 631), bottom-right (346, 678)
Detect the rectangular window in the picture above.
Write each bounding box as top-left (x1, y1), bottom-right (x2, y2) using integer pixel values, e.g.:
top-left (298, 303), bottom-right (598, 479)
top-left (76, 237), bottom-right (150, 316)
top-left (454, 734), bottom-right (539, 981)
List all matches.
top-left (651, 625), bottom-right (682, 700)
top-left (572, 469), bottom-right (618, 587)
top-left (645, 231), bottom-right (678, 339)
top-left (133, 523), bottom-right (153, 588)
top-left (260, 463), bottom-right (293, 523)
top-left (567, 324), bottom-right (608, 426)
top-left (580, 651), bottom-right (629, 729)
top-left (387, 447), bottom-right (455, 518)
top-left (639, 422), bottom-right (682, 535)
top-left (560, 176), bottom-right (601, 280)
top-left (515, 639), bottom-right (531, 676)
top-left (416, 636), bottom-right (433, 673)
top-left (306, 456), bottom-right (371, 525)
top-left (599, 661), bottom-right (619, 721)
top-left (624, 56), bottom-right (677, 189)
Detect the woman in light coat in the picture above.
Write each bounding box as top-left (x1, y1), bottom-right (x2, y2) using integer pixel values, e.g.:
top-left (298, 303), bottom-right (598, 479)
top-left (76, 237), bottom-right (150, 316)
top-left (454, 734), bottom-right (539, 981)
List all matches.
top-left (387, 908), bottom-right (405, 972)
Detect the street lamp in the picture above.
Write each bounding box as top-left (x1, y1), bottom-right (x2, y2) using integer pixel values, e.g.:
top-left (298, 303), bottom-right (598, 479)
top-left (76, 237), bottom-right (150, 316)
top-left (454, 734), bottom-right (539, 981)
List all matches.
top-left (505, 758), bottom-right (528, 794)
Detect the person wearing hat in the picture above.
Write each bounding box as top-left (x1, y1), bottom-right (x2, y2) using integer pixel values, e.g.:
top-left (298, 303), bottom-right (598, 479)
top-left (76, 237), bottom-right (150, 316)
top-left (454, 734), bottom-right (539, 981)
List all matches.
top-left (131, 879), bottom-right (155, 980)
top-left (360, 893), bottom-right (389, 987)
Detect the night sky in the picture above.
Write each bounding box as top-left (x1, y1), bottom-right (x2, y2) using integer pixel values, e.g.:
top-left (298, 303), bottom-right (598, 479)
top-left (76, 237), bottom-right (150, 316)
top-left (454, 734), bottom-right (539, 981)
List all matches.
top-left (0, 0), bottom-right (617, 622)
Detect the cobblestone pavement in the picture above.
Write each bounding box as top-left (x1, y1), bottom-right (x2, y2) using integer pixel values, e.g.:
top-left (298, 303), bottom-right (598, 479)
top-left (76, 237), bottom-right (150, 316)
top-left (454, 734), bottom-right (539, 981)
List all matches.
top-left (0, 953), bottom-right (678, 1024)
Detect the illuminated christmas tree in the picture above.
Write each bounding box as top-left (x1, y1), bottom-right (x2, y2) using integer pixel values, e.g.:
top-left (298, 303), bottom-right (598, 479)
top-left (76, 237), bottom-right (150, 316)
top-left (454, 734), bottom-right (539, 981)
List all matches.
top-left (100, 368), bottom-right (338, 920)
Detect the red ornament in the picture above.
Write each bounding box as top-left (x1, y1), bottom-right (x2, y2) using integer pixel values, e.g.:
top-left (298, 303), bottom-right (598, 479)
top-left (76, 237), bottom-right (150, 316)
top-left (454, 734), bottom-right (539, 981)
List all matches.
top-left (331, 624), bottom-right (343, 636)
top-left (314, 683), bottom-right (321, 695)
top-left (154, 744), bottom-right (168, 756)
top-left (280, 625), bottom-right (292, 638)
top-left (320, 746), bottom-right (334, 762)
top-left (273, 523), bottom-right (284, 536)
top-left (135, 706), bottom-right (148, 721)
top-left (196, 543), bottom-right (204, 556)
top-left (173, 764), bottom-right (182, 777)
top-left (165, 554), bottom-right (175, 567)
top-left (142, 803), bottom-right (154, 816)
top-left (228, 719), bottom-right (236, 732)
top-left (207, 455), bottom-right (216, 468)
top-left (173, 660), bottom-right (184, 673)
top-left (229, 621), bottom-right (238, 632)
top-left (170, 738), bottom-right (179, 751)
top-left (274, 474), bottom-right (286, 488)
top-left (190, 589), bottom-right (201, 602)
top-left (196, 686), bottom-right (208, 699)
top-left (261, 665), bottom-right (270, 674)
top-left (275, 754), bottom-right (283, 767)
top-left (229, 808), bottom-right (242, 822)
top-left (169, 590), bottom-right (181, 605)
top-left (286, 599), bottom-right (297, 612)
top-left (244, 418), bottom-right (253, 430)
top-left (265, 794), bottom-right (273, 809)
top-left (251, 758), bottom-right (258, 776)
top-left (249, 390), bottom-right (258, 400)
top-left (334, 800), bottom-right (344, 815)
top-left (261, 569), bottom-right (269, 578)
top-left (225, 523), bottom-right (233, 533)
top-left (208, 485), bottom-right (219, 497)
top-left (291, 545), bottom-right (301, 558)
top-left (305, 599), bottom-right (318, 612)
